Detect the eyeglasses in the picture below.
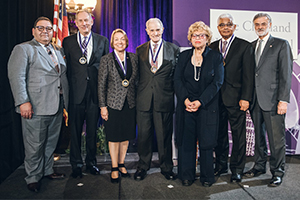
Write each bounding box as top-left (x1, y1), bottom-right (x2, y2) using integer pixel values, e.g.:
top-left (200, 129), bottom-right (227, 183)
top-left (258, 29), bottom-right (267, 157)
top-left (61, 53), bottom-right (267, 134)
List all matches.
top-left (218, 23), bottom-right (234, 28)
top-left (35, 26), bottom-right (53, 32)
top-left (192, 34), bottom-right (207, 39)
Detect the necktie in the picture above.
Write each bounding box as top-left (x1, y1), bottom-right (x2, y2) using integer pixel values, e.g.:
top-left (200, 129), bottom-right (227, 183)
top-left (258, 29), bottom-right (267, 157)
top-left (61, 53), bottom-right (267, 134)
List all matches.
top-left (82, 36), bottom-right (88, 58)
top-left (255, 40), bottom-right (263, 65)
top-left (222, 40), bottom-right (227, 54)
top-left (46, 45), bottom-right (59, 73)
top-left (151, 43), bottom-right (159, 73)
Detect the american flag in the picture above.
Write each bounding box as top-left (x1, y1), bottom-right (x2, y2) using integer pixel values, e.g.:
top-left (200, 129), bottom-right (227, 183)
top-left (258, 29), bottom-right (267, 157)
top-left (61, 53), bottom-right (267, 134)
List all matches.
top-left (53, 0), bottom-right (69, 47)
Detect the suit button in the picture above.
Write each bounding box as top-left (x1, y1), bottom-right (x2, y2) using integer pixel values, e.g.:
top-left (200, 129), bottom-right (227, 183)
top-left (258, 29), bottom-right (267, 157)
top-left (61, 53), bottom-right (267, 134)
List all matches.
top-left (86, 77), bottom-right (90, 81)
top-left (255, 73), bottom-right (258, 77)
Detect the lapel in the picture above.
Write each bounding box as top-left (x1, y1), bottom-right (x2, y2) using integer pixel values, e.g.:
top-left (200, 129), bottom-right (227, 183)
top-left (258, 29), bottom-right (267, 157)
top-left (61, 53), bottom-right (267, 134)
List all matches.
top-left (161, 40), bottom-right (170, 67)
top-left (33, 39), bottom-right (58, 73)
top-left (224, 37), bottom-right (238, 63)
top-left (143, 41), bottom-right (152, 70)
top-left (70, 34), bottom-right (82, 58)
top-left (256, 35), bottom-right (274, 71)
top-left (90, 32), bottom-right (99, 65)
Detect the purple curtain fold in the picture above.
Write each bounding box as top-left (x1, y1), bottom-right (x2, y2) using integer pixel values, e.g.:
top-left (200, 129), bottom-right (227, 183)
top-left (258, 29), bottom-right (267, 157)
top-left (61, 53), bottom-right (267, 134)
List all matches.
top-left (92, 0), bottom-right (173, 53)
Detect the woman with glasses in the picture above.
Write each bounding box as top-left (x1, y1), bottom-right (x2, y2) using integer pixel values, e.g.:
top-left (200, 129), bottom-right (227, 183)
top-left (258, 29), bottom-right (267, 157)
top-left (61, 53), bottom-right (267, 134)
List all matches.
top-left (98, 29), bottom-right (138, 183)
top-left (174, 21), bottom-right (224, 187)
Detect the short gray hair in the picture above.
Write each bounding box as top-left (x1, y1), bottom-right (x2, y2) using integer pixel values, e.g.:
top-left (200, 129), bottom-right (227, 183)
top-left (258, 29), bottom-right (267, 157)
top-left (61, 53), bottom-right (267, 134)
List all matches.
top-left (253, 13), bottom-right (272, 23)
top-left (217, 13), bottom-right (234, 25)
top-left (75, 9), bottom-right (93, 20)
top-left (146, 18), bottom-right (164, 30)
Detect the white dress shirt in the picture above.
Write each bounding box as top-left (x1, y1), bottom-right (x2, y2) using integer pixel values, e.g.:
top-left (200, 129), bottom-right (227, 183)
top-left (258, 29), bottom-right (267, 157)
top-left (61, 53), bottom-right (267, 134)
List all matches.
top-left (149, 39), bottom-right (163, 69)
top-left (77, 32), bottom-right (93, 63)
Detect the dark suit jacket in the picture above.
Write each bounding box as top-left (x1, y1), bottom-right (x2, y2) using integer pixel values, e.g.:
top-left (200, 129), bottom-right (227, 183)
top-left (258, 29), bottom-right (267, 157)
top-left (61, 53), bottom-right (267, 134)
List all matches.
top-left (174, 47), bottom-right (224, 148)
top-left (252, 35), bottom-right (293, 111)
top-left (210, 37), bottom-right (254, 106)
top-left (63, 32), bottom-right (109, 105)
top-left (98, 52), bottom-right (138, 110)
top-left (136, 40), bottom-right (180, 112)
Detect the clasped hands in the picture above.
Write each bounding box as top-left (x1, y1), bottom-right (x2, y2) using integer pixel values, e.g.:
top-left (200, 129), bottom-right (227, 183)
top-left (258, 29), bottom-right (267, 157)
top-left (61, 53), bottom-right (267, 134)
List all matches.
top-left (185, 98), bottom-right (201, 112)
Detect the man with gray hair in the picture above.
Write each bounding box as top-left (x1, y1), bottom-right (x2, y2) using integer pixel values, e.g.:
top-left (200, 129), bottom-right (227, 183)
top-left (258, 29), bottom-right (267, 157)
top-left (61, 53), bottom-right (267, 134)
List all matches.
top-left (210, 13), bottom-right (254, 182)
top-left (134, 18), bottom-right (180, 181)
top-left (63, 9), bottom-right (109, 178)
top-left (244, 13), bottom-right (293, 187)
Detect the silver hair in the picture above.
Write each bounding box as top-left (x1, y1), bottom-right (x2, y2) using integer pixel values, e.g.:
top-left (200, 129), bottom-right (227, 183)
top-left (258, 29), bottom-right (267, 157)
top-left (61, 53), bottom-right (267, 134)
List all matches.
top-left (253, 13), bottom-right (272, 23)
top-left (146, 18), bottom-right (164, 30)
top-left (217, 13), bottom-right (234, 25)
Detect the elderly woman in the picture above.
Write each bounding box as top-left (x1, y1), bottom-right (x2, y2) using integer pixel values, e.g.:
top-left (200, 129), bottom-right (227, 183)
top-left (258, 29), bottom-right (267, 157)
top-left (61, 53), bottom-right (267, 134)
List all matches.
top-left (98, 29), bottom-right (138, 183)
top-left (174, 21), bottom-right (224, 187)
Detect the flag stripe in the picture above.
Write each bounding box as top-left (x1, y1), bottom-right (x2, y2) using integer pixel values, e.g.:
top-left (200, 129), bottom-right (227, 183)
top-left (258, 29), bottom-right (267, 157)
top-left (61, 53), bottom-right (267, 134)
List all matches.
top-left (53, 0), bottom-right (69, 47)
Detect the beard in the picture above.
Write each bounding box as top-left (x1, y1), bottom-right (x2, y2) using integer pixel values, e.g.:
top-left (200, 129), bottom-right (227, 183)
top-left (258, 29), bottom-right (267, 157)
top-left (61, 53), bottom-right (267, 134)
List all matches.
top-left (255, 26), bottom-right (270, 37)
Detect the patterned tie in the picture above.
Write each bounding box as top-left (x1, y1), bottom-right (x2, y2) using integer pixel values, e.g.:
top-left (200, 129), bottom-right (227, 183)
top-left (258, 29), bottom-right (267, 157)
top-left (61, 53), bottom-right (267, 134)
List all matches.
top-left (221, 40), bottom-right (227, 54)
top-left (151, 43), bottom-right (159, 73)
top-left (46, 45), bottom-right (59, 73)
top-left (255, 40), bottom-right (263, 65)
top-left (82, 36), bottom-right (88, 58)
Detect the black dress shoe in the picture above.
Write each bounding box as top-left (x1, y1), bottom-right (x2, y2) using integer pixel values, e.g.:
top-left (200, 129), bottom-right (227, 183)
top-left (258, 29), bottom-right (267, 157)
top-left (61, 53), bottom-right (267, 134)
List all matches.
top-left (244, 168), bottom-right (265, 178)
top-left (134, 169), bottom-right (147, 181)
top-left (268, 176), bottom-right (282, 187)
top-left (71, 167), bottom-right (82, 178)
top-left (27, 182), bottom-right (40, 192)
top-left (182, 180), bottom-right (194, 186)
top-left (44, 173), bottom-right (65, 180)
top-left (214, 167), bottom-right (228, 176)
top-left (202, 181), bottom-right (213, 187)
top-left (118, 163), bottom-right (131, 178)
top-left (87, 165), bottom-right (100, 175)
top-left (231, 173), bottom-right (242, 182)
top-left (161, 171), bottom-right (177, 180)
top-left (111, 167), bottom-right (119, 184)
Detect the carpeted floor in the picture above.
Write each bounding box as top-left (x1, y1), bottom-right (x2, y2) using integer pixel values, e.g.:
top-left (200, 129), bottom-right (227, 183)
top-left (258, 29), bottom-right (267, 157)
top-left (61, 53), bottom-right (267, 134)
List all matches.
top-left (0, 153), bottom-right (300, 199)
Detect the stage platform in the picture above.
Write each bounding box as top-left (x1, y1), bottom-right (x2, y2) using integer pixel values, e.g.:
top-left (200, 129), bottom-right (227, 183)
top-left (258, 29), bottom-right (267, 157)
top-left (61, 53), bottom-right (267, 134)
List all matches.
top-left (0, 153), bottom-right (300, 199)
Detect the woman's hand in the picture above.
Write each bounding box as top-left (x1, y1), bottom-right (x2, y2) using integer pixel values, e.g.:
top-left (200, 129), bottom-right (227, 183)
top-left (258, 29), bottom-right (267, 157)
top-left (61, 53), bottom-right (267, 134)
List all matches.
top-left (185, 99), bottom-right (201, 112)
top-left (100, 107), bottom-right (109, 121)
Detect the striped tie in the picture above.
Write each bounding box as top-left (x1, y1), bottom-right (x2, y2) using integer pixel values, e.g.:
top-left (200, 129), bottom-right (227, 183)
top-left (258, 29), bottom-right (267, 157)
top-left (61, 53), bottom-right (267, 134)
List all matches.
top-left (46, 45), bottom-right (59, 73)
top-left (82, 36), bottom-right (88, 58)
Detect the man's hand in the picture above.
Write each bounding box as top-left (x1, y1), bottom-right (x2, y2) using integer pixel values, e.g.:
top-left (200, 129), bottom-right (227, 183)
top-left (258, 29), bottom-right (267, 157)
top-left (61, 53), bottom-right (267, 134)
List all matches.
top-left (239, 100), bottom-right (249, 111)
top-left (277, 101), bottom-right (288, 115)
top-left (20, 102), bottom-right (34, 119)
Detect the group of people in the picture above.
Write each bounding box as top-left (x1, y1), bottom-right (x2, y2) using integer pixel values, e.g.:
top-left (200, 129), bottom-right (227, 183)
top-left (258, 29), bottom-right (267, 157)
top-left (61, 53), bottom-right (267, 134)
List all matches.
top-left (7, 9), bottom-right (292, 193)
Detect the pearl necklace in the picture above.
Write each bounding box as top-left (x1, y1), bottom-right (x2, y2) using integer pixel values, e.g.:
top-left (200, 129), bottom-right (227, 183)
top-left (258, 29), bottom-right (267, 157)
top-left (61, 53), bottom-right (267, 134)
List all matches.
top-left (193, 49), bottom-right (202, 81)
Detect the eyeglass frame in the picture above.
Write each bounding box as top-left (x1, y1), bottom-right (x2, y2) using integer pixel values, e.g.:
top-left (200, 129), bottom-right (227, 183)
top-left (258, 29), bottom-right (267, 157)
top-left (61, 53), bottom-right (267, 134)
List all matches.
top-left (218, 23), bottom-right (234, 28)
top-left (191, 33), bottom-right (207, 39)
top-left (35, 26), bottom-right (53, 32)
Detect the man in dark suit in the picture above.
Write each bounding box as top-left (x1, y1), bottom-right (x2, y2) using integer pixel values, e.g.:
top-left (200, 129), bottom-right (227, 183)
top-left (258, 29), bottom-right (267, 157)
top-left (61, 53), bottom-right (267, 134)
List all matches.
top-left (8, 17), bottom-right (68, 192)
top-left (244, 13), bottom-right (293, 187)
top-left (134, 18), bottom-right (180, 181)
top-left (63, 9), bottom-right (109, 178)
top-left (210, 13), bottom-right (254, 182)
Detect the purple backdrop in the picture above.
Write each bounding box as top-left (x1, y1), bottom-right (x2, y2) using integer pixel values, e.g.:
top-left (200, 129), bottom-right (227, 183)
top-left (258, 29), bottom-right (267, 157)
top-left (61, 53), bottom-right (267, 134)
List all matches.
top-left (173, 0), bottom-right (300, 155)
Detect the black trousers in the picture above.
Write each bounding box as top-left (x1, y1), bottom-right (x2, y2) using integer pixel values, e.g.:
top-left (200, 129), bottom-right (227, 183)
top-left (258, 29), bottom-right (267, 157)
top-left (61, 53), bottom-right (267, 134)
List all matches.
top-left (136, 108), bottom-right (173, 173)
top-left (215, 99), bottom-right (247, 174)
top-left (69, 85), bottom-right (99, 169)
top-left (250, 97), bottom-right (286, 177)
top-left (178, 111), bottom-right (215, 184)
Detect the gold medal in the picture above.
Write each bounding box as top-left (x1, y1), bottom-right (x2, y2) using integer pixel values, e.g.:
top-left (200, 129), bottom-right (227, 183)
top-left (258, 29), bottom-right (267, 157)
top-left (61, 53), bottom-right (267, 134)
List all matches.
top-left (79, 57), bottom-right (87, 64)
top-left (122, 79), bottom-right (129, 87)
top-left (151, 66), bottom-right (158, 73)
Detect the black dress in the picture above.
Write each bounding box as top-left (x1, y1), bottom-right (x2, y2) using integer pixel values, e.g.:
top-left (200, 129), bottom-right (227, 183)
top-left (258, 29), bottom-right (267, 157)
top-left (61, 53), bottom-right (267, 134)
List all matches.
top-left (104, 55), bottom-right (136, 142)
